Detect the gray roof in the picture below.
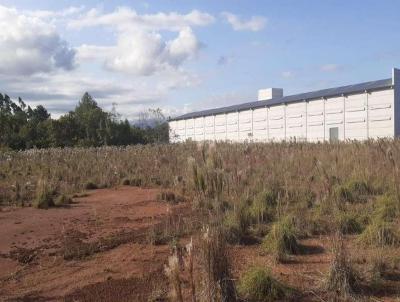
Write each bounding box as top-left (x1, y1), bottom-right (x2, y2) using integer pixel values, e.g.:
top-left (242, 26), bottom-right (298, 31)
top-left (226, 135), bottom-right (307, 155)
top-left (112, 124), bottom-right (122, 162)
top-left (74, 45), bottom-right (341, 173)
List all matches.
top-left (170, 78), bottom-right (393, 121)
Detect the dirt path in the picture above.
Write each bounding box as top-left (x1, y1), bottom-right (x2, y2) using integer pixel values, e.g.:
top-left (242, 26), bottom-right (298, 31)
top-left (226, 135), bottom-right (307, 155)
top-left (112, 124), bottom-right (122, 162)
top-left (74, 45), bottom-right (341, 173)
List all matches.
top-left (0, 187), bottom-right (189, 301)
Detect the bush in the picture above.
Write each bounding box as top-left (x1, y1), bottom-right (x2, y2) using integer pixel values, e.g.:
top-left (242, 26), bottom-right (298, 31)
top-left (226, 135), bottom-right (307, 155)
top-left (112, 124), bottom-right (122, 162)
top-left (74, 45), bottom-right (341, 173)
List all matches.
top-left (326, 235), bottom-right (358, 300)
top-left (54, 194), bottom-right (73, 206)
top-left (336, 211), bottom-right (364, 235)
top-left (157, 191), bottom-right (184, 204)
top-left (334, 179), bottom-right (371, 204)
top-left (33, 190), bottom-right (54, 209)
top-left (121, 178), bottom-right (131, 185)
top-left (238, 267), bottom-right (289, 302)
top-left (84, 181), bottom-right (98, 190)
top-left (198, 226), bottom-right (237, 301)
top-left (262, 216), bottom-right (300, 262)
top-left (373, 194), bottom-right (399, 223)
top-left (130, 178), bottom-right (142, 187)
top-left (358, 220), bottom-right (399, 246)
top-left (223, 202), bottom-right (251, 244)
top-left (250, 190), bottom-right (277, 224)
top-left (358, 194), bottom-right (400, 246)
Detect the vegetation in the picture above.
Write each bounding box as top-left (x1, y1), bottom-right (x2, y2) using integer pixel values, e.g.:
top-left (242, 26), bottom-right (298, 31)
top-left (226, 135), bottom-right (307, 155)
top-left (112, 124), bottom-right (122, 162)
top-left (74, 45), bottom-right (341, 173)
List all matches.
top-left (262, 216), bottom-right (300, 262)
top-left (2, 140), bottom-right (400, 300)
top-left (238, 267), bottom-right (290, 302)
top-left (0, 92), bottom-right (169, 150)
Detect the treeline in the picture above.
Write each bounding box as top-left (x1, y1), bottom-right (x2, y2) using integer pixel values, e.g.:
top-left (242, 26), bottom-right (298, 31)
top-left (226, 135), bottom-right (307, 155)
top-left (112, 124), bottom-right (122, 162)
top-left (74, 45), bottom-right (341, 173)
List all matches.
top-left (0, 92), bottom-right (169, 150)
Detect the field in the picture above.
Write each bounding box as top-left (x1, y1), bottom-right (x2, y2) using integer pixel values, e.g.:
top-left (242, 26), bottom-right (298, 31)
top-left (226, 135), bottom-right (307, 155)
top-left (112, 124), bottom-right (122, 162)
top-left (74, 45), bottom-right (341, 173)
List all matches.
top-left (1, 141), bottom-right (400, 301)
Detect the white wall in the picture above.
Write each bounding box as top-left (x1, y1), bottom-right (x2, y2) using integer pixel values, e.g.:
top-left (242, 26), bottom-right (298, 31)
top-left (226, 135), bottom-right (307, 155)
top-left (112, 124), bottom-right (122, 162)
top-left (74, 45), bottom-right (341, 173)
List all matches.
top-left (226, 112), bottom-right (239, 142)
top-left (204, 116), bottom-right (214, 141)
top-left (307, 99), bottom-right (325, 142)
top-left (169, 88), bottom-right (395, 143)
top-left (345, 93), bottom-right (368, 140)
top-left (194, 117), bottom-right (204, 141)
top-left (325, 96), bottom-right (345, 141)
top-left (394, 68), bottom-right (400, 137)
top-left (215, 113), bottom-right (227, 141)
top-left (268, 105), bottom-right (285, 141)
top-left (368, 90), bottom-right (394, 139)
top-left (286, 102), bottom-right (306, 141)
top-left (185, 118), bottom-right (195, 141)
top-left (253, 107), bottom-right (268, 142)
top-left (238, 110), bottom-right (253, 142)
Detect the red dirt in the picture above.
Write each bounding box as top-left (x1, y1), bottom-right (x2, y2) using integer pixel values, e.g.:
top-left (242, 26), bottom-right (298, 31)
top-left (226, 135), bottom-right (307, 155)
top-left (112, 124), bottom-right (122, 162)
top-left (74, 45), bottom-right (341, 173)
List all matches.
top-left (0, 187), bottom-right (188, 301)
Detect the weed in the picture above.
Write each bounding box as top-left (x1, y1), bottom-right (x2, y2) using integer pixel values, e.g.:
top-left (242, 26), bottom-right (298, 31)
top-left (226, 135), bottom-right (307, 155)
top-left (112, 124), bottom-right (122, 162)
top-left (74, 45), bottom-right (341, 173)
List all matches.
top-left (238, 267), bottom-right (290, 302)
top-left (32, 179), bottom-right (54, 209)
top-left (249, 190), bottom-right (277, 224)
top-left (326, 234), bottom-right (358, 300)
top-left (358, 220), bottom-right (399, 246)
top-left (198, 226), bottom-right (237, 302)
top-left (334, 179), bottom-right (371, 204)
top-left (84, 181), bottom-right (98, 190)
top-left (262, 216), bottom-right (300, 262)
top-left (223, 201), bottom-right (251, 244)
top-left (54, 194), bottom-right (73, 206)
top-left (336, 211), bottom-right (364, 235)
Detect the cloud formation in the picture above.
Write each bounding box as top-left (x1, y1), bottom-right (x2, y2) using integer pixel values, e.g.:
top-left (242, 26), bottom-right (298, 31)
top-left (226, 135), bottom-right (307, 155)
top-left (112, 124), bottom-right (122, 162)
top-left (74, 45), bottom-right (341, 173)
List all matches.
top-left (70, 7), bottom-right (209, 76)
top-left (221, 12), bottom-right (266, 31)
top-left (0, 5), bottom-right (76, 76)
top-left (320, 64), bottom-right (340, 72)
top-left (68, 7), bottom-right (215, 31)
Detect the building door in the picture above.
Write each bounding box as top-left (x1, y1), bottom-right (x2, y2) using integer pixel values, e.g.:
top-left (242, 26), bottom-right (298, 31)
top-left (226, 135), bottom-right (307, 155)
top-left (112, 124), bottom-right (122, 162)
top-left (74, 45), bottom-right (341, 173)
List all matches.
top-left (329, 127), bottom-right (339, 142)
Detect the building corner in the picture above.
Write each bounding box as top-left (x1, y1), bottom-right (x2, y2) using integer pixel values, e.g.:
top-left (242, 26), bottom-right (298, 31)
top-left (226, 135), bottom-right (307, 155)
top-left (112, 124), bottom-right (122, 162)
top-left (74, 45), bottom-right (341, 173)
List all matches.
top-left (393, 68), bottom-right (400, 137)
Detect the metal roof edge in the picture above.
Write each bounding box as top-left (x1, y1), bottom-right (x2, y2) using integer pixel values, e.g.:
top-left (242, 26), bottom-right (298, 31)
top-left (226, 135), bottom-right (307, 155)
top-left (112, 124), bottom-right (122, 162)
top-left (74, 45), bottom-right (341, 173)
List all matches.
top-left (169, 78), bottom-right (392, 121)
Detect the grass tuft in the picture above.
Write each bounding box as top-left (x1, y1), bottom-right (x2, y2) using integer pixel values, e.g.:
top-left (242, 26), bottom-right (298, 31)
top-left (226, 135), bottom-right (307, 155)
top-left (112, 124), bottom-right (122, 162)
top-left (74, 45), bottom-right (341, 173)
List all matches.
top-left (84, 181), bottom-right (98, 190)
top-left (238, 267), bottom-right (290, 302)
top-left (54, 194), bottom-right (73, 206)
top-left (262, 216), bottom-right (300, 262)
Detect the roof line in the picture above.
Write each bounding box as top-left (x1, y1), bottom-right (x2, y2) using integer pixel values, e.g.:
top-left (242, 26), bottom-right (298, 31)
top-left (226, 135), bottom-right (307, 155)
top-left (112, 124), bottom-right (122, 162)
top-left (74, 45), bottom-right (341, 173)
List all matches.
top-left (170, 77), bottom-right (393, 121)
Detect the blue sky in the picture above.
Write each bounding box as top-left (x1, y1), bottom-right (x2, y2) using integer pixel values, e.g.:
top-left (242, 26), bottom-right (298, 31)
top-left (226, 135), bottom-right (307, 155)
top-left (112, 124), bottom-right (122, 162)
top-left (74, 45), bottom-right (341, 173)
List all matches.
top-left (1, 0), bottom-right (399, 119)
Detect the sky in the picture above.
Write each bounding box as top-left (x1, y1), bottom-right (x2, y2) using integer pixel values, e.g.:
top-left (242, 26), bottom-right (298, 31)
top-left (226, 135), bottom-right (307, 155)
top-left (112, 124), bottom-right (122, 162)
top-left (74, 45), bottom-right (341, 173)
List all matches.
top-left (1, 0), bottom-right (400, 120)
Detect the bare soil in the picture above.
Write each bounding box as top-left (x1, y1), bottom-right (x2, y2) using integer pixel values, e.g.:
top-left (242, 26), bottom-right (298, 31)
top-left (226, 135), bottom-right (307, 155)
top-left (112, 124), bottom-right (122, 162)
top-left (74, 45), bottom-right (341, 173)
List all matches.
top-left (0, 187), bottom-right (188, 301)
top-left (1, 187), bottom-right (399, 301)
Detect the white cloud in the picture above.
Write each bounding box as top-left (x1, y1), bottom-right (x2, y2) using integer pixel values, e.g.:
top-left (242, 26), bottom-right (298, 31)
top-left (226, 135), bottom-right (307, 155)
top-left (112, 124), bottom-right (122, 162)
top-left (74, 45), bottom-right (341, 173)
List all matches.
top-left (77, 27), bottom-right (201, 76)
top-left (282, 71), bottom-right (294, 78)
top-left (68, 7), bottom-right (215, 31)
top-left (71, 7), bottom-right (207, 76)
top-left (0, 5), bottom-right (76, 75)
top-left (221, 12), bottom-right (266, 31)
top-left (24, 6), bottom-right (85, 19)
top-left (321, 64), bottom-right (340, 72)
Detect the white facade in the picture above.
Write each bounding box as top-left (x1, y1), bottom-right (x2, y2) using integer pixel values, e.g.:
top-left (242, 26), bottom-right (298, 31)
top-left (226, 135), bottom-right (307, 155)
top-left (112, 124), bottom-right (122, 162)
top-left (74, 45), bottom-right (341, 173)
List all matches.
top-left (169, 68), bottom-right (399, 143)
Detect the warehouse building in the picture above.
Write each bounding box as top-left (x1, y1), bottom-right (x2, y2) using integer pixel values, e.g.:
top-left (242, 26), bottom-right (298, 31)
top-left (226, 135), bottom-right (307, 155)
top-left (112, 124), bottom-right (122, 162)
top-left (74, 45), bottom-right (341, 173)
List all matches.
top-left (169, 68), bottom-right (400, 143)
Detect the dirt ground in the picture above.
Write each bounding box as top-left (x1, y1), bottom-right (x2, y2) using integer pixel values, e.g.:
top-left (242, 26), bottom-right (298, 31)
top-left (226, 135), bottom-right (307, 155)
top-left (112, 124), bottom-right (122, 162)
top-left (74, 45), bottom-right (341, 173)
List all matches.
top-left (1, 187), bottom-right (399, 302)
top-left (0, 187), bottom-right (189, 301)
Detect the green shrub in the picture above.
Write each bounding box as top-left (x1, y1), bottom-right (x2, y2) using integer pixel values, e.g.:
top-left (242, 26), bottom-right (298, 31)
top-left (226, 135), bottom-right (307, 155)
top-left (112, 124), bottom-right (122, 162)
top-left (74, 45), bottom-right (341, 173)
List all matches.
top-left (157, 191), bottom-right (185, 204)
top-left (223, 204), bottom-right (251, 244)
top-left (326, 236), bottom-right (358, 299)
top-left (33, 190), bottom-right (54, 209)
top-left (358, 220), bottom-right (399, 246)
top-left (250, 190), bottom-right (276, 224)
top-left (358, 194), bottom-right (400, 246)
top-left (334, 179), bottom-right (371, 204)
top-left (84, 181), bottom-right (98, 190)
top-left (336, 211), bottom-right (364, 234)
top-left (130, 178), bottom-right (142, 187)
top-left (121, 178), bottom-right (131, 185)
top-left (54, 194), bottom-right (73, 206)
top-left (238, 267), bottom-right (289, 302)
top-left (373, 194), bottom-right (399, 223)
top-left (262, 216), bottom-right (300, 262)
